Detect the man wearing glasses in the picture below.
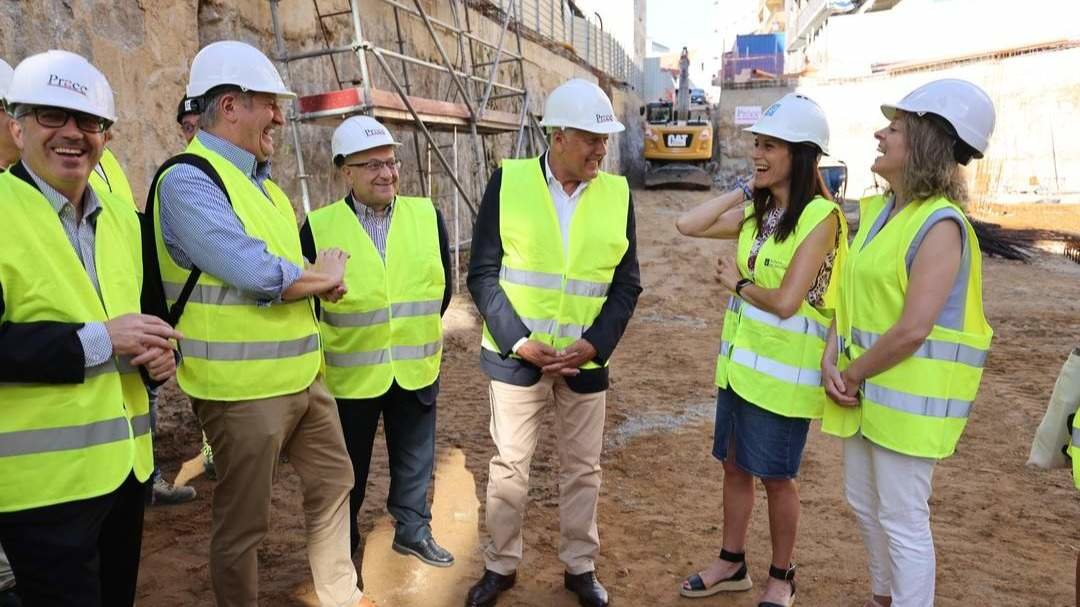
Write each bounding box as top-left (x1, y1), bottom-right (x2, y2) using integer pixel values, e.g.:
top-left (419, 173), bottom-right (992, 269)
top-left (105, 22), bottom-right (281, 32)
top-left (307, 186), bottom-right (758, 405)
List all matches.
top-left (0, 50), bottom-right (180, 606)
top-left (300, 115), bottom-right (454, 573)
top-left (176, 96), bottom-right (199, 144)
top-left (151, 41), bottom-right (367, 606)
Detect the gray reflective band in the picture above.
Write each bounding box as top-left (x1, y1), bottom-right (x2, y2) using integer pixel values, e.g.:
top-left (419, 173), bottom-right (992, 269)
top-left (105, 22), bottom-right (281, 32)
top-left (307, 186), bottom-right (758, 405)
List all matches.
top-left (564, 278), bottom-right (609, 297)
top-left (862, 382), bottom-right (971, 419)
top-left (727, 297), bottom-right (742, 313)
top-left (130, 413), bottom-right (151, 438)
top-left (557, 323), bottom-right (586, 339)
top-left (180, 334), bottom-right (320, 361)
top-left (0, 416), bottom-right (131, 458)
top-left (1072, 427), bottom-right (1080, 448)
top-left (719, 340), bottom-right (732, 357)
top-left (521, 317), bottom-right (559, 335)
top-left (741, 302), bottom-right (828, 340)
top-left (391, 300), bottom-right (442, 318)
top-left (323, 308), bottom-right (390, 328)
top-left (85, 358), bottom-right (139, 380)
top-left (324, 341), bottom-right (441, 367)
top-left (521, 317), bottom-right (586, 340)
top-left (851, 328), bottom-right (987, 368)
top-left (162, 282), bottom-right (252, 305)
top-left (730, 347), bottom-right (822, 387)
top-left (500, 266), bottom-right (562, 290)
top-left (391, 341), bottom-right (441, 360)
top-left (325, 348), bottom-right (390, 367)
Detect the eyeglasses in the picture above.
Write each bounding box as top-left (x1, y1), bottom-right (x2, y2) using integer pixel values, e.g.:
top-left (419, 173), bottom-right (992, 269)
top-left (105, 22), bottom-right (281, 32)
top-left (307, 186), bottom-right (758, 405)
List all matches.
top-left (344, 159), bottom-right (402, 173)
top-left (17, 107), bottom-right (110, 134)
top-left (180, 122), bottom-right (198, 136)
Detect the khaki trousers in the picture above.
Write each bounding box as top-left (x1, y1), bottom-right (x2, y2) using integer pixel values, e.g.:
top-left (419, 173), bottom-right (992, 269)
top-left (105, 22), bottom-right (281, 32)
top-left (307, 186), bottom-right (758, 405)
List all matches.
top-left (483, 375), bottom-right (606, 575)
top-left (193, 377), bottom-right (362, 607)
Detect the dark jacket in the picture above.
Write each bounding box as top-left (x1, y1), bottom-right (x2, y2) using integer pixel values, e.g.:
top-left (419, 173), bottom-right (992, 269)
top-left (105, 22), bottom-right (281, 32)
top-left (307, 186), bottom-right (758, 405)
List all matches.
top-left (466, 154), bottom-right (641, 394)
top-left (299, 193), bottom-right (452, 404)
top-left (0, 163), bottom-right (101, 383)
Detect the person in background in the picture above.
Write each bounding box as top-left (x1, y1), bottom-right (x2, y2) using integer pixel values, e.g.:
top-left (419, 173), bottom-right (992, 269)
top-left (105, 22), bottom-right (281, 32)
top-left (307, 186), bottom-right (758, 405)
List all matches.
top-left (676, 93), bottom-right (845, 607)
top-left (300, 115), bottom-right (454, 573)
top-left (821, 79), bottom-right (996, 607)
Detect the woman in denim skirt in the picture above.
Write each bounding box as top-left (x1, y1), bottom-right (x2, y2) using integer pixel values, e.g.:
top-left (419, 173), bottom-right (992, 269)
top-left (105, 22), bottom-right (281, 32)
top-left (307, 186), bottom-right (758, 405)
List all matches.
top-left (675, 93), bottom-right (847, 607)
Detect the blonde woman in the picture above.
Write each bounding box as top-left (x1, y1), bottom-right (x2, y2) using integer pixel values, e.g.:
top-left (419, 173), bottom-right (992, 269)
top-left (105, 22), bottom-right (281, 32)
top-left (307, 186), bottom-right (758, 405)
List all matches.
top-left (677, 93), bottom-right (846, 607)
top-left (822, 79), bottom-right (996, 607)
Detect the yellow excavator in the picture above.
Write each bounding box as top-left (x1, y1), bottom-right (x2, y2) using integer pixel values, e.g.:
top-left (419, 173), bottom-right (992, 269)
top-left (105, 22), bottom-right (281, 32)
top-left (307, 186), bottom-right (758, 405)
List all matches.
top-left (642, 47), bottom-right (714, 189)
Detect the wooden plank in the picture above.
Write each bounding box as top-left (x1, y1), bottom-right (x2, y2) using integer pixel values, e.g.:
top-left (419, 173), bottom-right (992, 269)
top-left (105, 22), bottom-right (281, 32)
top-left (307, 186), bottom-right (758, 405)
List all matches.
top-left (296, 86), bottom-right (522, 133)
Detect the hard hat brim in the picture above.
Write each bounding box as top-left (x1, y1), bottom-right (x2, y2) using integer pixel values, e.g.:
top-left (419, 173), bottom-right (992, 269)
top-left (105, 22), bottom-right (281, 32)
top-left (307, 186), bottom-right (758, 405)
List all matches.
top-left (744, 124), bottom-right (829, 156)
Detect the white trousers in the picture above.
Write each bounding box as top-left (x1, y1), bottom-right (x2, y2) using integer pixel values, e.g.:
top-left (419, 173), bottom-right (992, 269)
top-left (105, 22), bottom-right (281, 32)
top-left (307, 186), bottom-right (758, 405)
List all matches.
top-left (843, 434), bottom-right (937, 607)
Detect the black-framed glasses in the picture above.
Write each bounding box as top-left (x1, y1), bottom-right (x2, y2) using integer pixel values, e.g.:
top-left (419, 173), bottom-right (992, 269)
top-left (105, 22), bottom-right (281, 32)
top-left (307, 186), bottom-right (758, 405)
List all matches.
top-left (344, 159), bottom-right (402, 173)
top-left (17, 106), bottom-right (110, 134)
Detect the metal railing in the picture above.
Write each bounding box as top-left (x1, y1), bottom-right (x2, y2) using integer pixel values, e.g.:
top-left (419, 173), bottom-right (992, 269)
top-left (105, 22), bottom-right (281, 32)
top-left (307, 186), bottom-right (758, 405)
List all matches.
top-left (483, 0), bottom-right (643, 92)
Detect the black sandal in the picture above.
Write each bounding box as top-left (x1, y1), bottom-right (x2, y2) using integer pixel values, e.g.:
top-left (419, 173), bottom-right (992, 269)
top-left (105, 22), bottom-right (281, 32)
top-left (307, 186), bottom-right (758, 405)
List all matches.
top-left (757, 564), bottom-right (796, 607)
top-left (679, 548), bottom-right (754, 598)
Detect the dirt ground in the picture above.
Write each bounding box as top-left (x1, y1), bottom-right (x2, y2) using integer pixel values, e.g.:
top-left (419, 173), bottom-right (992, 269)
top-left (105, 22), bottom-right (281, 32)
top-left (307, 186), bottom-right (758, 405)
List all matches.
top-left (138, 190), bottom-right (1080, 606)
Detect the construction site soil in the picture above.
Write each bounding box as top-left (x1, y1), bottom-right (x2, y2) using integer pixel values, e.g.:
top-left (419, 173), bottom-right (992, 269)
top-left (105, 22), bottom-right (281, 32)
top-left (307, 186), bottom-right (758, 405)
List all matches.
top-left (140, 190), bottom-right (1080, 606)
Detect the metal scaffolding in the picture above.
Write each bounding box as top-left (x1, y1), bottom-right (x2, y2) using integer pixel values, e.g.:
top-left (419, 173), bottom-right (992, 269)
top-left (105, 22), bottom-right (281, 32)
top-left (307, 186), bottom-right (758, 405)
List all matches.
top-left (268, 0), bottom-right (546, 226)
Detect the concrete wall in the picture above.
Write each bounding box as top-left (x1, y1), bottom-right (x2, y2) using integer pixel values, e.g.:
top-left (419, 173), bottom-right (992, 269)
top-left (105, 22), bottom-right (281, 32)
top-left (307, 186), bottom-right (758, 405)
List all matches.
top-left (0, 0), bottom-right (644, 220)
top-left (715, 47), bottom-right (1080, 203)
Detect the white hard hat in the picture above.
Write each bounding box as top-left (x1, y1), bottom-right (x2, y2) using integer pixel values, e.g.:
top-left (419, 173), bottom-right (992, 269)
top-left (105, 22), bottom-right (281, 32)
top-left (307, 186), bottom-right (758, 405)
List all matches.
top-left (0, 58), bottom-right (13, 101)
top-left (540, 78), bottom-right (624, 134)
top-left (187, 40), bottom-right (295, 100)
top-left (5, 50), bottom-right (116, 122)
top-left (331, 115), bottom-right (400, 161)
top-left (881, 78), bottom-right (995, 159)
top-left (745, 93), bottom-right (829, 155)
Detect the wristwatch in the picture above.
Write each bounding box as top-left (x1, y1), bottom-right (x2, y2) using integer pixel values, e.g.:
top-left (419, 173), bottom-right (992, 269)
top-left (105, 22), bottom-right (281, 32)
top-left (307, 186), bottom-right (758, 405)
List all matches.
top-left (735, 278), bottom-right (753, 297)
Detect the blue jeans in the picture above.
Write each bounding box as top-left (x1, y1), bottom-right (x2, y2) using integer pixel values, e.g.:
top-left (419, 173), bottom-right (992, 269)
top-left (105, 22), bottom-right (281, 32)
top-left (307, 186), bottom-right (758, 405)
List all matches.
top-left (712, 386), bottom-right (811, 479)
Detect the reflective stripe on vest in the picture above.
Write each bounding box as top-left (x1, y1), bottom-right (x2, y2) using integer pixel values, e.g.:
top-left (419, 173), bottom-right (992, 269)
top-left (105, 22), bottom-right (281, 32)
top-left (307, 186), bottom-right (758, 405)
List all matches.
top-left (715, 196), bottom-right (846, 420)
top-left (323, 341), bottom-right (442, 367)
top-left (308, 196), bottom-right (445, 398)
top-left (179, 334), bottom-right (321, 361)
top-left (484, 158), bottom-right (629, 368)
top-left (0, 171), bottom-right (151, 512)
top-left (851, 328), bottom-right (988, 368)
top-left (862, 382), bottom-right (972, 419)
top-left (153, 138), bottom-right (321, 401)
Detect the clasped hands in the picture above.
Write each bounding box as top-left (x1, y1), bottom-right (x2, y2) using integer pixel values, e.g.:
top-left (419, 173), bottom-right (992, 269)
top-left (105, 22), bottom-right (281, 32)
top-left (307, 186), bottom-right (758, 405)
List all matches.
top-left (517, 338), bottom-right (598, 377)
top-left (104, 314), bottom-right (182, 382)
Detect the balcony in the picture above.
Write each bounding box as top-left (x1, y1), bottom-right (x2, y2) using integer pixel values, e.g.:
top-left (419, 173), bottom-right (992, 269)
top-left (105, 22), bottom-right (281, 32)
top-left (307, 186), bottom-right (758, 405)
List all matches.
top-left (787, 0), bottom-right (829, 51)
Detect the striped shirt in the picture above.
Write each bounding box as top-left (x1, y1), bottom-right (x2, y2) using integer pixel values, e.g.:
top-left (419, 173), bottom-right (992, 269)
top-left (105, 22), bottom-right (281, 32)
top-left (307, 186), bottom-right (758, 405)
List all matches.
top-left (158, 131), bottom-right (302, 303)
top-left (21, 163), bottom-right (113, 368)
top-left (350, 193), bottom-right (393, 260)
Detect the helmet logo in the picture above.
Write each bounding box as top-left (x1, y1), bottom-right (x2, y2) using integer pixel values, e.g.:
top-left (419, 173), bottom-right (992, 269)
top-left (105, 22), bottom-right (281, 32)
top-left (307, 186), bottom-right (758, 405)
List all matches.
top-left (595, 113), bottom-right (614, 124)
top-left (364, 128), bottom-right (387, 137)
top-left (48, 74), bottom-right (88, 97)
top-left (763, 103), bottom-right (781, 117)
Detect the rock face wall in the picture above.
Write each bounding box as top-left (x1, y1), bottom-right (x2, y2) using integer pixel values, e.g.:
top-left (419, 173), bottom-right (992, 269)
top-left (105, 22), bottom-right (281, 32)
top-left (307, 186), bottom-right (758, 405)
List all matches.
top-left (1, 0), bottom-right (644, 221)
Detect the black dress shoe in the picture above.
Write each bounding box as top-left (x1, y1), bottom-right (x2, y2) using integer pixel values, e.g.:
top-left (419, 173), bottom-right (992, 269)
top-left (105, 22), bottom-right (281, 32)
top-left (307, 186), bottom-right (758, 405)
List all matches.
top-left (564, 571), bottom-right (609, 607)
top-left (392, 536), bottom-right (455, 567)
top-left (465, 569), bottom-right (516, 607)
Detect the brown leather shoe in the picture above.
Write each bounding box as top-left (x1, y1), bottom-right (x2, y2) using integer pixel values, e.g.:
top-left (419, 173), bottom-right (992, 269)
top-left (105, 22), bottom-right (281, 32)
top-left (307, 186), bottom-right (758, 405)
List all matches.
top-left (465, 569), bottom-right (516, 607)
top-left (564, 571), bottom-right (609, 607)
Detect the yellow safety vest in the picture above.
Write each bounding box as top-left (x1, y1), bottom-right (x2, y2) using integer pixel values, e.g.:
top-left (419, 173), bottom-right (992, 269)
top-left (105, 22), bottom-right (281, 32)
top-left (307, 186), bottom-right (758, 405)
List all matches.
top-left (481, 157), bottom-right (629, 368)
top-left (1070, 413), bottom-right (1080, 489)
top-left (0, 171), bottom-right (152, 512)
top-left (307, 196), bottom-right (444, 399)
top-left (90, 147), bottom-right (137, 209)
top-left (715, 196), bottom-right (847, 419)
top-left (152, 138), bottom-right (321, 401)
top-left (822, 194), bottom-right (992, 459)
